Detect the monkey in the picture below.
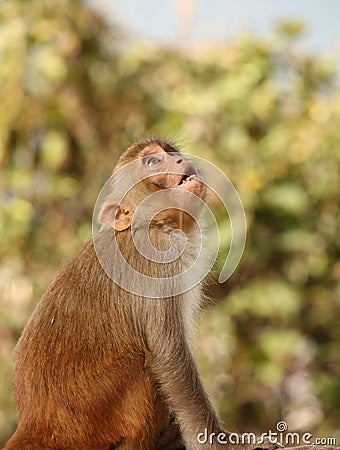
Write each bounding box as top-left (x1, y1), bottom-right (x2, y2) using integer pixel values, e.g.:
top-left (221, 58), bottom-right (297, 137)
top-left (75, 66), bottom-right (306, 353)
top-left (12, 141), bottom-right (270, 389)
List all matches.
top-left (5, 138), bottom-right (274, 450)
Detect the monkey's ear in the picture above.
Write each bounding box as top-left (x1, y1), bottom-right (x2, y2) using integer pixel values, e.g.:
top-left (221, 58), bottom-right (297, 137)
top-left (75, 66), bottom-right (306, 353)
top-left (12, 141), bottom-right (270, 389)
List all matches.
top-left (99, 201), bottom-right (134, 231)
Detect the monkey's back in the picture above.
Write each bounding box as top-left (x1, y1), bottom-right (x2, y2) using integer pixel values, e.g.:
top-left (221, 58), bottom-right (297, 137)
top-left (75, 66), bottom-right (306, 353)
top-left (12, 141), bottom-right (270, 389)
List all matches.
top-left (8, 237), bottom-right (164, 449)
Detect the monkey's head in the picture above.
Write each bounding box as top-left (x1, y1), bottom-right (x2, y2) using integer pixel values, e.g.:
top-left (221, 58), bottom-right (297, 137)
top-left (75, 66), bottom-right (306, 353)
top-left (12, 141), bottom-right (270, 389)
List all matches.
top-left (100, 138), bottom-right (205, 233)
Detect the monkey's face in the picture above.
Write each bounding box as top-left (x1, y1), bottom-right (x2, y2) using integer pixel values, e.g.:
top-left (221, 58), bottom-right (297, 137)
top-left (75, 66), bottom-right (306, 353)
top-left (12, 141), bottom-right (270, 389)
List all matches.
top-left (135, 144), bottom-right (205, 231)
top-left (100, 143), bottom-right (205, 232)
top-left (139, 145), bottom-right (204, 199)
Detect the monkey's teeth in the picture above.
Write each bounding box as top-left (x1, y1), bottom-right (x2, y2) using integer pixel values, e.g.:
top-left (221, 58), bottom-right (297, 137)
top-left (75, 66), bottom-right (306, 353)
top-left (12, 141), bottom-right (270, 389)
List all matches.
top-left (179, 174), bottom-right (197, 185)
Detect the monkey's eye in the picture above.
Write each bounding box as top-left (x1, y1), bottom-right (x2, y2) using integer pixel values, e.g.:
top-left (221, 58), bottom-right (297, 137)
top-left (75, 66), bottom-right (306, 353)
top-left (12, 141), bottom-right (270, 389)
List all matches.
top-left (144, 154), bottom-right (163, 167)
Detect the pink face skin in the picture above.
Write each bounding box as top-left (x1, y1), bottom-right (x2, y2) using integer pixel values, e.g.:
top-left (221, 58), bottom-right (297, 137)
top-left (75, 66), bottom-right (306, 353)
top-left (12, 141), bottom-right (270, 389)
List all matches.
top-left (139, 145), bottom-right (204, 199)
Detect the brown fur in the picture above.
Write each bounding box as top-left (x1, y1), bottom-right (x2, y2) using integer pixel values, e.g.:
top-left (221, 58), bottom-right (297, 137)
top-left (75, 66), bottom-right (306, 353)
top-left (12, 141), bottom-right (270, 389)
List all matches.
top-left (5, 138), bottom-right (225, 450)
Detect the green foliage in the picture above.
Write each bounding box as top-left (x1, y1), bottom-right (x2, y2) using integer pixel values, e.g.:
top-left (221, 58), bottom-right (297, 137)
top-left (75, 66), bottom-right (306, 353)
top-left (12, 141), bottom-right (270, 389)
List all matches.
top-left (1, 0), bottom-right (339, 445)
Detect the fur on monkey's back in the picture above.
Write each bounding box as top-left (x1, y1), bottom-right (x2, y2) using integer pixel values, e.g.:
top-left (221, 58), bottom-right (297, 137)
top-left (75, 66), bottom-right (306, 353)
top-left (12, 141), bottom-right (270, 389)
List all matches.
top-left (12, 227), bottom-right (202, 446)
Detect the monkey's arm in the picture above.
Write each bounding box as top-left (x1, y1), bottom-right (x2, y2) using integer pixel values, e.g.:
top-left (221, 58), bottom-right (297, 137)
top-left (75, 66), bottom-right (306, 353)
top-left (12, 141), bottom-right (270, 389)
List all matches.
top-left (146, 307), bottom-right (224, 450)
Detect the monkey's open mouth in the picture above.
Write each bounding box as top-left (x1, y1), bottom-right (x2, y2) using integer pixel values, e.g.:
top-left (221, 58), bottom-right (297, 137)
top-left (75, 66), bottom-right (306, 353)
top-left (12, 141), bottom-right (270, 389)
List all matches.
top-left (151, 169), bottom-right (204, 196)
top-left (178, 174), bottom-right (197, 186)
top-left (176, 173), bottom-right (204, 197)
top-left (178, 164), bottom-right (199, 186)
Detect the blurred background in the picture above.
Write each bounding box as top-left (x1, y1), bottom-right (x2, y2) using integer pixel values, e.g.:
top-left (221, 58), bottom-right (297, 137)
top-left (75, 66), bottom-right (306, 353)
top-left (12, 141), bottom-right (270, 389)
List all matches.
top-left (0, 0), bottom-right (339, 446)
